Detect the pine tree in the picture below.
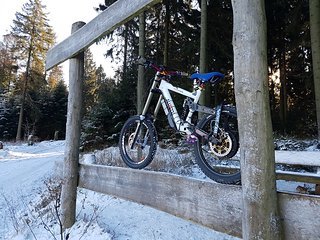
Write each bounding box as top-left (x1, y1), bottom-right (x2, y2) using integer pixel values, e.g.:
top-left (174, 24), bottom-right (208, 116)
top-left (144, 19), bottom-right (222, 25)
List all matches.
top-left (266, 0), bottom-right (313, 135)
top-left (310, 0), bottom-right (320, 140)
top-left (37, 80), bottom-right (68, 140)
top-left (0, 42), bottom-right (11, 94)
top-left (0, 36), bottom-right (18, 95)
top-left (199, 0), bottom-right (210, 116)
top-left (89, 0), bottom-right (315, 140)
top-left (0, 97), bottom-right (20, 140)
top-left (83, 49), bottom-right (98, 114)
top-left (47, 65), bottom-right (64, 89)
top-left (163, 0), bottom-right (170, 66)
top-left (10, 0), bottom-right (56, 140)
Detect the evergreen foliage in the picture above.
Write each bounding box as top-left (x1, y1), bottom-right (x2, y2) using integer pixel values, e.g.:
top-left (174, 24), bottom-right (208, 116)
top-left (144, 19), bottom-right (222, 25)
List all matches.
top-left (0, 97), bottom-right (19, 140)
top-left (36, 81), bottom-right (68, 140)
top-left (266, 0), bottom-right (314, 135)
top-left (83, 49), bottom-right (99, 115)
top-left (11, 0), bottom-right (55, 91)
top-left (0, 0), bottom-right (66, 141)
top-left (78, 0), bottom-right (317, 149)
top-left (0, 41), bottom-right (16, 94)
top-left (0, 0), bottom-right (318, 144)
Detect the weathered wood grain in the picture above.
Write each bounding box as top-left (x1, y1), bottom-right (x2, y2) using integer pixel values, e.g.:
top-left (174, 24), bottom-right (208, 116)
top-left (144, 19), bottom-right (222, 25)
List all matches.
top-left (46, 0), bottom-right (161, 70)
top-left (60, 22), bottom-right (85, 229)
top-left (279, 193), bottom-right (320, 240)
top-left (78, 164), bottom-right (243, 237)
top-left (78, 164), bottom-right (320, 239)
top-left (231, 0), bottom-right (280, 238)
top-left (277, 170), bottom-right (320, 184)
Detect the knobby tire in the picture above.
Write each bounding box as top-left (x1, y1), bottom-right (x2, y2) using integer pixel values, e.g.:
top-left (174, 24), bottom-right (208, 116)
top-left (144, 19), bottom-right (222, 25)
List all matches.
top-left (119, 115), bottom-right (157, 169)
top-left (194, 108), bottom-right (241, 184)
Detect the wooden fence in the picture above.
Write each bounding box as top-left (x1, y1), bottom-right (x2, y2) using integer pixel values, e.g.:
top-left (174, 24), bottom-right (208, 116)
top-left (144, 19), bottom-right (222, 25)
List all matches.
top-left (46, 0), bottom-right (162, 229)
top-left (76, 163), bottom-right (320, 240)
top-left (275, 151), bottom-right (320, 184)
top-left (46, 0), bottom-right (320, 237)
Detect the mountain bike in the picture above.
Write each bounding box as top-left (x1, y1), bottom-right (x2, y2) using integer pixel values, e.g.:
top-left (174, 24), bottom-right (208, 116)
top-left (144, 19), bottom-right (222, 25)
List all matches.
top-left (119, 58), bottom-right (240, 184)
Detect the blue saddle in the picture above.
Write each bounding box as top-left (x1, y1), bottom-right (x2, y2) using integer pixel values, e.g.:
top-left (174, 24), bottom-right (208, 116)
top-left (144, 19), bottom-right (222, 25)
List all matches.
top-left (190, 72), bottom-right (224, 82)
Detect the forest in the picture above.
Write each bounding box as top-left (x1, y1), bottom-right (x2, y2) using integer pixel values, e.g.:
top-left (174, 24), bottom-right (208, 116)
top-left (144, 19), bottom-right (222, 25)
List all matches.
top-left (0, 0), bottom-right (319, 149)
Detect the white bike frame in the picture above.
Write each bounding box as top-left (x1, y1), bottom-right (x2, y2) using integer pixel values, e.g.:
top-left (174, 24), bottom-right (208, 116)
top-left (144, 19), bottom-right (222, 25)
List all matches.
top-left (141, 72), bottom-right (202, 135)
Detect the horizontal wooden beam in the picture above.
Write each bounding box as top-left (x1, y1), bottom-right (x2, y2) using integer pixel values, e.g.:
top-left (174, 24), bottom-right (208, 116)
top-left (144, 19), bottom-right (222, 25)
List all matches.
top-left (78, 164), bottom-right (320, 239)
top-left (45, 0), bottom-right (161, 70)
top-left (278, 193), bottom-right (320, 240)
top-left (277, 170), bottom-right (320, 184)
top-left (79, 164), bottom-right (243, 237)
top-left (275, 151), bottom-right (320, 166)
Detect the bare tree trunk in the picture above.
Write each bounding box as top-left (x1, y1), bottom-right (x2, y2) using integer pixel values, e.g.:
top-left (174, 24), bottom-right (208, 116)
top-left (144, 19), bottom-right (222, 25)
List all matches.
top-left (310, 0), bottom-right (320, 141)
top-left (16, 44), bottom-right (32, 141)
top-left (199, 0), bottom-right (207, 73)
top-left (279, 49), bottom-right (287, 134)
top-left (231, 1), bottom-right (283, 239)
top-left (16, 76), bottom-right (27, 141)
top-left (199, 0), bottom-right (211, 113)
top-left (163, 0), bottom-right (169, 66)
top-left (155, 7), bottom-right (161, 63)
top-left (269, 74), bottom-right (276, 115)
top-left (123, 23), bottom-right (129, 81)
top-left (60, 21), bottom-right (85, 230)
top-left (310, 0), bottom-right (320, 195)
top-left (137, 12), bottom-right (146, 114)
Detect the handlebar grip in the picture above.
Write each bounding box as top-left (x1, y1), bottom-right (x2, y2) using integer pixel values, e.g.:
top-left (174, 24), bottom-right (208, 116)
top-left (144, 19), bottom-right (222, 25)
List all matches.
top-left (137, 57), bottom-right (190, 77)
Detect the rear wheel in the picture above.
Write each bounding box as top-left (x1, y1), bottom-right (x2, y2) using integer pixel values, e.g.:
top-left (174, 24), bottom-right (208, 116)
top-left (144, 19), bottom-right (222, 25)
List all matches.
top-left (119, 116), bottom-right (157, 169)
top-left (194, 111), bottom-right (240, 184)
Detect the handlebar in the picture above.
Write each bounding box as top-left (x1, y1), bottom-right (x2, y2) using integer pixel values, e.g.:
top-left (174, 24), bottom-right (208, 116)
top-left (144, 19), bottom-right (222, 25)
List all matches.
top-left (138, 57), bottom-right (189, 78)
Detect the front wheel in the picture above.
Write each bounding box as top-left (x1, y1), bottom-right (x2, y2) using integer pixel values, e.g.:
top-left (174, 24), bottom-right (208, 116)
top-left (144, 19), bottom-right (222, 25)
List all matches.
top-left (119, 115), bottom-right (157, 169)
top-left (194, 111), bottom-right (240, 184)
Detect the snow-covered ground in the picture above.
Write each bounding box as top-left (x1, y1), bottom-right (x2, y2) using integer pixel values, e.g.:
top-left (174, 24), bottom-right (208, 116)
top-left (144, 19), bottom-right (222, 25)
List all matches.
top-left (0, 140), bottom-right (241, 240)
top-left (0, 140), bottom-right (319, 239)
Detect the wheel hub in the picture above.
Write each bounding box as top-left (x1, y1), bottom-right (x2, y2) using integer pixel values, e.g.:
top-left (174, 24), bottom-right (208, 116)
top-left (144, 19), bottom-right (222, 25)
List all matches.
top-left (209, 132), bottom-right (233, 158)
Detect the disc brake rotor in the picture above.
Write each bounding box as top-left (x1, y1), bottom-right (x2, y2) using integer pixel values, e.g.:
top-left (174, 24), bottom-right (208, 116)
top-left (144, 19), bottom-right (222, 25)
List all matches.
top-left (209, 132), bottom-right (233, 158)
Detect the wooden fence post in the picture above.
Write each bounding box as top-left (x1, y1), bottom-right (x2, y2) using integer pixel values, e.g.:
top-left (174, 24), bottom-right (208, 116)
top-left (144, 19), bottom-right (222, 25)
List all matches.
top-left (60, 21), bottom-right (86, 230)
top-left (137, 12), bottom-right (145, 114)
top-left (231, 1), bottom-right (283, 239)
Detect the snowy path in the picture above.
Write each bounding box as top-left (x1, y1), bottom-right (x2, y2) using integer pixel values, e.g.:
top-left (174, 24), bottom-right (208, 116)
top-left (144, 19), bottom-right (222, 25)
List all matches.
top-left (0, 141), bottom-right (241, 239)
top-left (0, 141), bottom-right (64, 238)
top-left (0, 141), bottom-right (64, 192)
top-left (0, 155), bottom-right (59, 192)
top-left (0, 140), bottom-right (318, 239)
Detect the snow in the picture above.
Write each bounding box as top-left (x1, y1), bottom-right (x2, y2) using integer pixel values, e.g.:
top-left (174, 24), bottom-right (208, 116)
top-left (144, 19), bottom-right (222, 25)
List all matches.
top-left (0, 140), bottom-right (240, 240)
top-left (0, 140), bottom-right (319, 239)
top-left (275, 151), bottom-right (320, 166)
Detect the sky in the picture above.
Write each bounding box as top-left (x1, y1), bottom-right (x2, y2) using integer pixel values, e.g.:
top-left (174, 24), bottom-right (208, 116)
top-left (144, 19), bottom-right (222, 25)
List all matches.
top-left (0, 0), bottom-right (115, 82)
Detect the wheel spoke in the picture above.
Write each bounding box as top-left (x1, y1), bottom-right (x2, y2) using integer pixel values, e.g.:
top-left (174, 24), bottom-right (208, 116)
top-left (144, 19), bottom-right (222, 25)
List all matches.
top-left (119, 116), bottom-right (157, 169)
top-left (194, 112), bottom-right (241, 184)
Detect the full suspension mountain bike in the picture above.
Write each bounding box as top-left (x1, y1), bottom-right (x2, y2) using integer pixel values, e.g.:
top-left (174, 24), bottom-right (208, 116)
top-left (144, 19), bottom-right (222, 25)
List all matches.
top-left (119, 59), bottom-right (240, 184)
